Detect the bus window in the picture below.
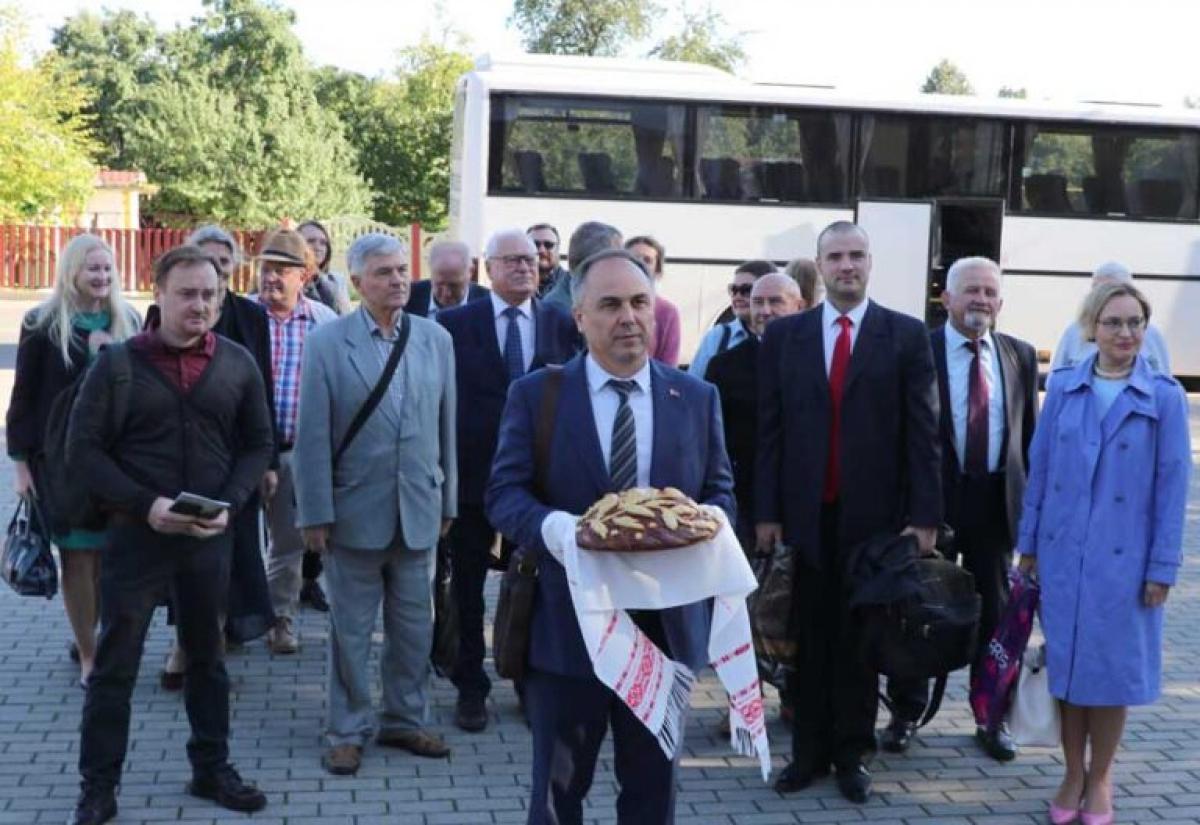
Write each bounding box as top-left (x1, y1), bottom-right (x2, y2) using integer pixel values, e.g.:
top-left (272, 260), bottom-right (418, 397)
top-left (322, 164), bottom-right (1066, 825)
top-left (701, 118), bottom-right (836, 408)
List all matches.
top-left (488, 95), bottom-right (686, 198)
top-left (695, 106), bottom-right (850, 204)
top-left (1018, 126), bottom-right (1199, 219)
top-left (859, 115), bottom-right (1007, 199)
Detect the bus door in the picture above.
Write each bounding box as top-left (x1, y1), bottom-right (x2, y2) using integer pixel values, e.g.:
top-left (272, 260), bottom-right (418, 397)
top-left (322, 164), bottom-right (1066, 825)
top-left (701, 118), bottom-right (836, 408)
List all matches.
top-left (929, 197), bottom-right (1005, 327)
top-left (855, 198), bottom-right (934, 322)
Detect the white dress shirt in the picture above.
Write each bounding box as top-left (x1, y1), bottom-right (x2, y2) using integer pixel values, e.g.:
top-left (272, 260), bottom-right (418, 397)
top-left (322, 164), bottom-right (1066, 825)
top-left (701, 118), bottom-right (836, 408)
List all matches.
top-left (491, 292), bottom-right (535, 373)
top-left (821, 298), bottom-right (870, 376)
top-left (428, 288), bottom-right (470, 320)
top-left (944, 324), bottom-right (1004, 473)
top-left (586, 354), bottom-right (653, 488)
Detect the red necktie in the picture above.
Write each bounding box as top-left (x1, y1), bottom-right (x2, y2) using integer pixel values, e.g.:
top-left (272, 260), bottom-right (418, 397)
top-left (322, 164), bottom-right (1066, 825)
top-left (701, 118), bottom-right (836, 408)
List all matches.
top-left (965, 339), bottom-right (989, 476)
top-left (822, 316), bottom-right (853, 503)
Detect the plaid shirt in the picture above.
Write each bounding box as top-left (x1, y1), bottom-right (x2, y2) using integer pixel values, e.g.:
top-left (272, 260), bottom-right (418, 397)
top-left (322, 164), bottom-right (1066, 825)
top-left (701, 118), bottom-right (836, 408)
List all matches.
top-left (260, 296), bottom-right (334, 446)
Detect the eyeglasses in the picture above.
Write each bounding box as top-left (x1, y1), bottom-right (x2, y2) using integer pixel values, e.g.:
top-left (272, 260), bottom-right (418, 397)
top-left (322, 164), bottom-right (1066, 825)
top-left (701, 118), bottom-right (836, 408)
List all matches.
top-left (532, 240), bottom-right (556, 250)
top-left (1097, 316), bottom-right (1146, 333)
top-left (493, 254), bottom-right (536, 268)
top-left (728, 283), bottom-right (753, 297)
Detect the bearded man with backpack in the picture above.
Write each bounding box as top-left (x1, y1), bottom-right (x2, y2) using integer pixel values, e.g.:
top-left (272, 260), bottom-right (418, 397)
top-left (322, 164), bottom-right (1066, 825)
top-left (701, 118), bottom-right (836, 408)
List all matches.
top-left (64, 246), bottom-right (274, 825)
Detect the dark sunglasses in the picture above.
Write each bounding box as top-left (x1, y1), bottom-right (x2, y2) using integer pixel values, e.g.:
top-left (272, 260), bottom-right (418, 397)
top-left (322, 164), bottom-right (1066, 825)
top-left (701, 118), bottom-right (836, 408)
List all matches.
top-left (532, 240), bottom-right (557, 250)
top-left (728, 283), bottom-right (753, 297)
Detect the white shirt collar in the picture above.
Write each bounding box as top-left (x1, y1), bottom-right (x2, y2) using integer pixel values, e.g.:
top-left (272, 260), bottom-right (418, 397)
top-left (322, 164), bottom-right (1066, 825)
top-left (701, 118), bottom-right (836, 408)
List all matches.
top-left (821, 297), bottom-right (870, 330)
top-left (586, 353), bottom-right (652, 396)
top-left (944, 322), bottom-right (994, 353)
top-left (491, 291), bottom-right (533, 319)
top-left (432, 288), bottom-right (469, 311)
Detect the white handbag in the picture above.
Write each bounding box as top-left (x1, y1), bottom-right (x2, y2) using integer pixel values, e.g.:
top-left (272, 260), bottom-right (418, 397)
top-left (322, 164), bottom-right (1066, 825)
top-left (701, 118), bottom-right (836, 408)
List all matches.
top-left (1007, 638), bottom-right (1061, 747)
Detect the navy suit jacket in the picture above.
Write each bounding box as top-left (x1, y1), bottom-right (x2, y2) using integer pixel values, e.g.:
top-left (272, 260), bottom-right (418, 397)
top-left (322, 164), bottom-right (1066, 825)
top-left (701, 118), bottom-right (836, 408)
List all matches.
top-left (756, 300), bottom-right (942, 569)
top-left (486, 355), bottom-right (736, 678)
top-left (438, 297), bottom-right (580, 507)
top-left (404, 279), bottom-right (490, 318)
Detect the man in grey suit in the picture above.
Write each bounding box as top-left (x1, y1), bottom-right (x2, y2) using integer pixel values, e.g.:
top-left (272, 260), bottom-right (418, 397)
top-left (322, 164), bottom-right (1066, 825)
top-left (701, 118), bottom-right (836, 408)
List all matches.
top-left (293, 233), bottom-right (457, 777)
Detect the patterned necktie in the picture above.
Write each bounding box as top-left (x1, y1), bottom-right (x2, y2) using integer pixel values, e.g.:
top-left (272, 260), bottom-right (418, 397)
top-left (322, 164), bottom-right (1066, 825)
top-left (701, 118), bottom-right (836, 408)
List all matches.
top-left (608, 379), bottom-right (639, 491)
top-left (822, 315), bottom-right (853, 503)
top-left (502, 305), bottom-right (524, 380)
top-left (965, 339), bottom-right (989, 475)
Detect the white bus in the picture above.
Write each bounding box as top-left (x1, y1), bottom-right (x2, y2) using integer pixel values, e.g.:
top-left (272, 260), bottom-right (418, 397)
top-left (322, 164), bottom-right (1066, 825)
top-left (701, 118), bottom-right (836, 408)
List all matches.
top-left (449, 53), bottom-right (1200, 382)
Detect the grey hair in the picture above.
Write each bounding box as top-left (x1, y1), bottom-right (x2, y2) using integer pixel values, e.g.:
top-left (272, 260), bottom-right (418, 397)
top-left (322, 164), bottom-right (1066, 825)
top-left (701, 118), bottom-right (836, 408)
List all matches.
top-left (484, 228), bottom-right (535, 259)
top-left (428, 239), bottom-right (471, 269)
top-left (1092, 260), bottom-right (1133, 283)
top-left (188, 225), bottom-right (240, 261)
top-left (347, 233), bottom-right (408, 276)
top-left (568, 221), bottom-right (622, 272)
top-left (570, 248), bottom-right (654, 308)
top-left (945, 256), bottom-right (1003, 294)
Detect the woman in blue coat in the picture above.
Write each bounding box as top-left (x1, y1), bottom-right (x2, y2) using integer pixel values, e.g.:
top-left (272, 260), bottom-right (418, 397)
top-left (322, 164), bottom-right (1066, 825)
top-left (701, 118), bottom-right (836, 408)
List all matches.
top-left (1017, 281), bottom-right (1191, 825)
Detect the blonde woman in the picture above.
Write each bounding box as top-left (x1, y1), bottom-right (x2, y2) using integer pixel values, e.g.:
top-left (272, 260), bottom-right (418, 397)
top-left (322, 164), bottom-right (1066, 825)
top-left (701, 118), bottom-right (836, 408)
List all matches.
top-left (6, 234), bottom-right (142, 686)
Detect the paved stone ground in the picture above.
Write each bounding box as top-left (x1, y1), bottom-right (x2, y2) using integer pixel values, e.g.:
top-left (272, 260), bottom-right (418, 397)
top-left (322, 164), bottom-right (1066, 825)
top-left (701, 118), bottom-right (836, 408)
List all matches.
top-left (0, 298), bottom-right (1197, 824)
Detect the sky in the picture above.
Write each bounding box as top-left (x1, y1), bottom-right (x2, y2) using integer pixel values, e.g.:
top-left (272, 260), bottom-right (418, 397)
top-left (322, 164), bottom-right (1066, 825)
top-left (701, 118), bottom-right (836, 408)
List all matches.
top-left (24, 0), bottom-right (1200, 108)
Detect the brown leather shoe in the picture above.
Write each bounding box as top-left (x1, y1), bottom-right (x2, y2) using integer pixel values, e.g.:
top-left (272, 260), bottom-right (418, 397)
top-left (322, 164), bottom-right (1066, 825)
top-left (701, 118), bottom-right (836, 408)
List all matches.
top-left (322, 744), bottom-right (362, 775)
top-left (267, 618), bottom-right (298, 654)
top-left (376, 729), bottom-right (451, 759)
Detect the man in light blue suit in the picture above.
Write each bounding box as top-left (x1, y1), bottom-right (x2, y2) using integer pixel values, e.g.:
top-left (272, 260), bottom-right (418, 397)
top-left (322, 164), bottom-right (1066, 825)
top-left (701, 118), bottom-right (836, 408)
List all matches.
top-left (293, 234), bottom-right (457, 776)
top-left (487, 248), bottom-right (735, 825)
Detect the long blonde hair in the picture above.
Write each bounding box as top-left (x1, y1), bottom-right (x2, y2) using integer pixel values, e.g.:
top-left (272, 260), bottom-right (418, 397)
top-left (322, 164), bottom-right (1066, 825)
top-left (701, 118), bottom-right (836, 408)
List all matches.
top-left (25, 234), bottom-right (140, 366)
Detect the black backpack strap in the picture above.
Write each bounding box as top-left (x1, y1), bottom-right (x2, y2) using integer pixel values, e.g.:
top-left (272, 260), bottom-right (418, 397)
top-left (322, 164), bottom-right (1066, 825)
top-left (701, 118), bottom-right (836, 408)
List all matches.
top-left (718, 322), bottom-right (733, 355)
top-left (533, 366), bottom-right (565, 498)
top-left (107, 342), bottom-right (133, 438)
top-left (334, 313), bottom-right (411, 466)
top-left (876, 672), bottom-right (947, 730)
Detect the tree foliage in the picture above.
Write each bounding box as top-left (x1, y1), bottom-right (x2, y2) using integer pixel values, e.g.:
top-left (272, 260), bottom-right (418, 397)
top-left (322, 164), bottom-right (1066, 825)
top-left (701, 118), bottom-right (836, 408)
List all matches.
top-left (0, 7), bottom-right (97, 222)
top-left (998, 86), bottom-right (1027, 99)
top-left (649, 6), bottom-right (744, 72)
top-left (53, 0), bottom-right (370, 226)
top-left (921, 59), bottom-right (974, 95)
top-left (510, 0), bottom-right (660, 56)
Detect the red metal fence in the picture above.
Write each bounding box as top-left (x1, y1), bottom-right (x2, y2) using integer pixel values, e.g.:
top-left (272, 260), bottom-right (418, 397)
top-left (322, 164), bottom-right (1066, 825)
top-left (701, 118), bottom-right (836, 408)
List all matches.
top-left (0, 223), bottom-right (427, 294)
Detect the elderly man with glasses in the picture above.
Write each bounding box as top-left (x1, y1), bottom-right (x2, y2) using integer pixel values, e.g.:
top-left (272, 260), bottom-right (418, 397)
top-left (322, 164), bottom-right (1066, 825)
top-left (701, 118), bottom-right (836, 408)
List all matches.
top-left (687, 259), bottom-right (777, 379)
top-left (437, 228), bottom-right (580, 732)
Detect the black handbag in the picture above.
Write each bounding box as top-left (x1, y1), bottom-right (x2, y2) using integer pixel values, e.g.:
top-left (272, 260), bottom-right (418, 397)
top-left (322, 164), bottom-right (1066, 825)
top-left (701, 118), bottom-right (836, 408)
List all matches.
top-left (430, 538), bottom-right (458, 677)
top-left (2, 496), bottom-right (58, 599)
top-left (493, 366), bottom-right (564, 681)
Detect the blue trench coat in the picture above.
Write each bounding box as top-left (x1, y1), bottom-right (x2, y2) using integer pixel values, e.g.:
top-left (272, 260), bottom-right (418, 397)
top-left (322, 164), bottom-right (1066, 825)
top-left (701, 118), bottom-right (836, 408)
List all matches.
top-left (1017, 355), bottom-right (1191, 706)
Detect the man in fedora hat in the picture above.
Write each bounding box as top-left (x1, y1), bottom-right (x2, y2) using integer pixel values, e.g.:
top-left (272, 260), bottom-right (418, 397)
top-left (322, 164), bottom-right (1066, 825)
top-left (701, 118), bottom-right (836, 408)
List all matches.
top-left (255, 228), bottom-right (338, 654)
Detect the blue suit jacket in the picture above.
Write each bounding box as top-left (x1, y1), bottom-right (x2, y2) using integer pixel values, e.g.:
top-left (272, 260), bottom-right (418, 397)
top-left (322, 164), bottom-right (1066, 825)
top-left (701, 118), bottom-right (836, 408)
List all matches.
top-left (439, 297), bottom-right (580, 507)
top-left (485, 355), bottom-right (736, 678)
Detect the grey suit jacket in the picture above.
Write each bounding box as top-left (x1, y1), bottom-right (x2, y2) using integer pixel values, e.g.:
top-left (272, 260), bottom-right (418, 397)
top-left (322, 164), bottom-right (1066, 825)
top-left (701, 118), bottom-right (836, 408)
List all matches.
top-left (292, 309), bottom-right (457, 551)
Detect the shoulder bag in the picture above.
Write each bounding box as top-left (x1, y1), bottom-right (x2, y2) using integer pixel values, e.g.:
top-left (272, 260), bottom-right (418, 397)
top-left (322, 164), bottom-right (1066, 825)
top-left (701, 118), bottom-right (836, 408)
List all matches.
top-left (334, 313), bottom-right (411, 466)
top-left (2, 495), bottom-right (57, 599)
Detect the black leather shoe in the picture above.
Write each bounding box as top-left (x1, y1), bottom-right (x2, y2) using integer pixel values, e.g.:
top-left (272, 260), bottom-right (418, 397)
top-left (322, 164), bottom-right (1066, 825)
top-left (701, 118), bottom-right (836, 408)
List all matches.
top-left (835, 762), bottom-right (872, 804)
top-left (773, 760), bottom-right (830, 794)
top-left (187, 764), bottom-right (267, 813)
top-left (68, 784), bottom-right (116, 825)
top-left (976, 724), bottom-right (1018, 762)
top-left (299, 579), bottom-right (330, 612)
top-left (455, 694), bottom-right (488, 732)
top-left (879, 716), bottom-right (917, 753)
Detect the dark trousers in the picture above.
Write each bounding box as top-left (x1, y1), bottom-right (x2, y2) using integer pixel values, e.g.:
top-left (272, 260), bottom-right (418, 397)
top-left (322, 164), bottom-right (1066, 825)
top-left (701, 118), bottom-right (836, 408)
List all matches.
top-left (225, 492), bottom-right (274, 643)
top-left (790, 503), bottom-right (878, 769)
top-left (886, 473), bottom-right (1012, 724)
top-left (303, 548), bottom-right (323, 581)
top-left (79, 523), bottom-right (232, 787)
top-left (525, 668), bottom-right (678, 825)
top-left (447, 506), bottom-right (494, 699)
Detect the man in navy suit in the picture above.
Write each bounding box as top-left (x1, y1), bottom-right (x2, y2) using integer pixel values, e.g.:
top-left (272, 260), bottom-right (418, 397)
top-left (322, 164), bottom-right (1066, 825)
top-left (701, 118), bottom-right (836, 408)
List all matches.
top-left (404, 239), bottom-right (490, 319)
top-left (487, 248), bottom-right (734, 825)
top-left (757, 221), bottom-right (941, 804)
top-left (437, 228), bottom-right (579, 733)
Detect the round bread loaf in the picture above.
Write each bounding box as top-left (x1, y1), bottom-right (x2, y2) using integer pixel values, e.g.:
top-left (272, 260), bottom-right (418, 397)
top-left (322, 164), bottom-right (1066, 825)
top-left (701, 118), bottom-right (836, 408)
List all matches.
top-left (576, 487), bottom-right (720, 552)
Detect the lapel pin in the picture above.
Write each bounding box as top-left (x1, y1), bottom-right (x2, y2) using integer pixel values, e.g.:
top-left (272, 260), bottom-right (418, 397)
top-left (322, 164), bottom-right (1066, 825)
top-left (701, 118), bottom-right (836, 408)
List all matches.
top-left (668, 388), bottom-right (681, 399)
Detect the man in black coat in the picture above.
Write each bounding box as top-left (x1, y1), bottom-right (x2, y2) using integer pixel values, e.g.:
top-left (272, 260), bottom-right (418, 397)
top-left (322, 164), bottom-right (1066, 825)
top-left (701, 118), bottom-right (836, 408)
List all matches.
top-left (882, 256), bottom-right (1038, 761)
top-left (757, 221), bottom-right (941, 804)
top-left (706, 272), bottom-right (808, 549)
top-left (404, 239), bottom-right (490, 319)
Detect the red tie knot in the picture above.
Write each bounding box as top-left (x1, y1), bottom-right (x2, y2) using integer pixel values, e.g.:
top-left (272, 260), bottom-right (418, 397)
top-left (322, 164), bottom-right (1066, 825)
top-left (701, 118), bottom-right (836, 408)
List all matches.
top-left (836, 315), bottom-right (852, 331)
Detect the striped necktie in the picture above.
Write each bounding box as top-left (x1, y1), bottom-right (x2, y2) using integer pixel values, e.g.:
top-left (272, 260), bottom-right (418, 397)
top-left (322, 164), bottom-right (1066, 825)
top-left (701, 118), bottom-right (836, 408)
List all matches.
top-left (608, 379), bottom-right (639, 490)
top-left (502, 305), bottom-right (524, 380)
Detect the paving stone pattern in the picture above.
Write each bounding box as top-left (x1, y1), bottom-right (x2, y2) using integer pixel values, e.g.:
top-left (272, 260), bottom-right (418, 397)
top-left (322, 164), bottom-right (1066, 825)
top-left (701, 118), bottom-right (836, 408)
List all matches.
top-left (0, 352), bottom-right (1196, 823)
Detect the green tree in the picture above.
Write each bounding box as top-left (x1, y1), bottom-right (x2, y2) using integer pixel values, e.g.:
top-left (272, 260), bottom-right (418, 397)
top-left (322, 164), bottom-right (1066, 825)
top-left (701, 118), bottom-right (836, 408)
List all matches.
top-left (649, 6), bottom-right (744, 72)
top-left (53, 0), bottom-right (370, 225)
top-left (998, 86), bottom-right (1027, 99)
top-left (921, 59), bottom-right (974, 95)
top-left (0, 8), bottom-right (97, 221)
top-left (510, 0), bottom-right (660, 56)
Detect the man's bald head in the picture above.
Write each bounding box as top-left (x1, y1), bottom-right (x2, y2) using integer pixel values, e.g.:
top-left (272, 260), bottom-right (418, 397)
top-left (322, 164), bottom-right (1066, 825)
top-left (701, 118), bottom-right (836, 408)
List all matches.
top-left (750, 272), bottom-right (807, 335)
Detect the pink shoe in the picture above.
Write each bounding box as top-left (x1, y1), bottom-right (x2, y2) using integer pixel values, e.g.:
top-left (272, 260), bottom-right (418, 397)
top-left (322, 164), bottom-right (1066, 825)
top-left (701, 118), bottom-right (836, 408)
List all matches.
top-left (1049, 803), bottom-right (1080, 825)
top-left (1079, 812), bottom-right (1113, 825)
